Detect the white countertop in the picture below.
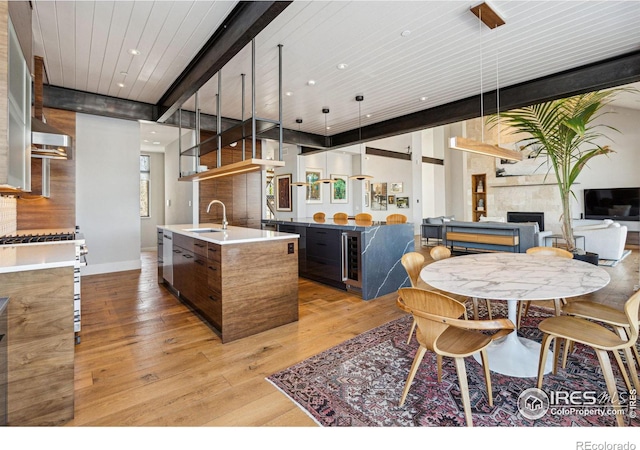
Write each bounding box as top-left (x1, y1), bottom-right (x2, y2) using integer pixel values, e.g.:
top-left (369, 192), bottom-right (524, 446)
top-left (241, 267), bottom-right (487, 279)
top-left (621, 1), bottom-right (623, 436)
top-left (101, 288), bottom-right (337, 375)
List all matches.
top-left (158, 223), bottom-right (299, 245)
top-left (0, 243), bottom-right (77, 274)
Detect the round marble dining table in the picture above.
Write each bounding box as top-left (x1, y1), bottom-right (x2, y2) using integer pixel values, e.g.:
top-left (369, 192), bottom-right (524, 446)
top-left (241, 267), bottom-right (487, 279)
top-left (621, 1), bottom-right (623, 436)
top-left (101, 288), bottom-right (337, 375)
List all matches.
top-left (420, 252), bottom-right (611, 378)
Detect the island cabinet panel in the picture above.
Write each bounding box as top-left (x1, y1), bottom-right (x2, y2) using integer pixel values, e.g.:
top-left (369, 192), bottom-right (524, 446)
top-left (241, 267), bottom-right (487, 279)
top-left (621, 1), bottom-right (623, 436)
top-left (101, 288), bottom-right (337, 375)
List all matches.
top-left (219, 239), bottom-right (298, 343)
top-left (0, 267), bottom-right (74, 425)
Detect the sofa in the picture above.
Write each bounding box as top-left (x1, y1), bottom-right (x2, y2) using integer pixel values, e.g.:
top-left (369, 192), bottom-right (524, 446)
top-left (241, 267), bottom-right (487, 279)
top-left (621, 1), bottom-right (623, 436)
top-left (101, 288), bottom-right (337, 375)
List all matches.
top-left (442, 220), bottom-right (552, 253)
top-left (572, 219), bottom-right (628, 260)
top-left (421, 216), bottom-right (455, 246)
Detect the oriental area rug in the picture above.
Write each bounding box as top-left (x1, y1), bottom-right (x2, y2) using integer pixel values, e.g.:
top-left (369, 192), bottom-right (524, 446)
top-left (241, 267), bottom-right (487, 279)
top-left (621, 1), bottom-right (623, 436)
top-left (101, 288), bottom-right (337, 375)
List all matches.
top-left (266, 303), bottom-right (640, 427)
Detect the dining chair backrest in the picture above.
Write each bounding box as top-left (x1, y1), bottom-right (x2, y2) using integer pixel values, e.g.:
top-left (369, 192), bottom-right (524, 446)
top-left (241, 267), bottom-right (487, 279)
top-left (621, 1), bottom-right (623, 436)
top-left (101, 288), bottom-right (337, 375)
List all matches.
top-left (430, 245), bottom-right (451, 261)
top-left (526, 246), bottom-right (573, 258)
top-left (386, 213), bottom-right (407, 224)
top-left (313, 212), bottom-right (326, 221)
top-left (333, 212), bottom-right (348, 221)
top-left (398, 288), bottom-right (466, 351)
top-left (401, 252), bottom-right (425, 287)
top-left (355, 213), bottom-right (372, 222)
top-left (623, 290), bottom-right (640, 350)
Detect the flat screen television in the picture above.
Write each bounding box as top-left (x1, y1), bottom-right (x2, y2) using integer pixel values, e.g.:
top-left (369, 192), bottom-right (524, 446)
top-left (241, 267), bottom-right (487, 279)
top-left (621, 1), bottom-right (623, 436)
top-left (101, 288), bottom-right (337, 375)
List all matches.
top-left (584, 187), bottom-right (640, 221)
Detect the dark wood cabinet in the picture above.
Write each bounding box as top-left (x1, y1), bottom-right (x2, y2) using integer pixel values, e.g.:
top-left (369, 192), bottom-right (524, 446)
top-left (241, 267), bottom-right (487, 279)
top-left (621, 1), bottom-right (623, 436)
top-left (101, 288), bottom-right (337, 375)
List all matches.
top-left (305, 227), bottom-right (343, 287)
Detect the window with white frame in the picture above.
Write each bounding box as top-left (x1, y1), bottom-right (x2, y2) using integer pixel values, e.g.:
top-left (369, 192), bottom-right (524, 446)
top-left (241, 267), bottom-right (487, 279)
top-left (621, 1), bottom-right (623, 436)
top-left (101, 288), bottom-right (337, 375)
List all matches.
top-left (140, 155), bottom-right (150, 218)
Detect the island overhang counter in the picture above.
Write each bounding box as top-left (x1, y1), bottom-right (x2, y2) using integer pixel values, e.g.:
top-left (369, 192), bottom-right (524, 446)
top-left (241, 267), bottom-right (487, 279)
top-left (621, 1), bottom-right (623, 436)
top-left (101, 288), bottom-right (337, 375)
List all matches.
top-left (157, 223), bottom-right (300, 343)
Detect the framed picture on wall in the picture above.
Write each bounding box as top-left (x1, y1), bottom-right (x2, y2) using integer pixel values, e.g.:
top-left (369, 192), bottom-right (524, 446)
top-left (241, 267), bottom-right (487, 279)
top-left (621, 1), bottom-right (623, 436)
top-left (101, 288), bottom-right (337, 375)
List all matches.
top-left (388, 195), bottom-right (395, 205)
top-left (305, 168), bottom-right (322, 203)
top-left (275, 173), bottom-right (292, 211)
top-left (396, 197), bottom-right (409, 208)
top-left (390, 182), bottom-right (403, 194)
top-left (330, 174), bottom-right (348, 204)
top-left (371, 182), bottom-right (388, 211)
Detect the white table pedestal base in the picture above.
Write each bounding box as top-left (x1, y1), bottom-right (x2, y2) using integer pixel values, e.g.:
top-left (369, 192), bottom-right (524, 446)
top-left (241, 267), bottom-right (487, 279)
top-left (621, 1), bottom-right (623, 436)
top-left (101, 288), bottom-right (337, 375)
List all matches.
top-left (472, 299), bottom-right (553, 378)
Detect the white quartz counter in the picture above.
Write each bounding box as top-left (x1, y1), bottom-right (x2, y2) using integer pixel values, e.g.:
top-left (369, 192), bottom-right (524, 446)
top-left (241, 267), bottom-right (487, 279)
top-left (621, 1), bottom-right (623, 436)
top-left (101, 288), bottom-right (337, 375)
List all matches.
top-left (0, 243), bottom-right (77, 274)
top-left (158, 223), bottom-right (299, 245)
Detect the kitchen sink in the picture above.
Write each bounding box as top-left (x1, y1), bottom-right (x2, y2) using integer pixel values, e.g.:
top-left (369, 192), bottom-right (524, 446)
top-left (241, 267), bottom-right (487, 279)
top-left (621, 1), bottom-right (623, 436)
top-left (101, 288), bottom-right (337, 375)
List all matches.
top-left (184, 228), bottom-right (221, 233)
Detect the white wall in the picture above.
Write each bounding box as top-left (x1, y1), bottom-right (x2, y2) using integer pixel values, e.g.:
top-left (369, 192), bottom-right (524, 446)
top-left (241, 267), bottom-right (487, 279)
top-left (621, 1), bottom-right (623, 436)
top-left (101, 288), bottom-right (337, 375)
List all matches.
top-left (140, 151), bottom-right (165, 250)
top-left (164, 131), bottom-right (195, 225)
top-left (574, 105), bottom-right (640, 232)
top-left (76, 114), bottom-right (141, 275)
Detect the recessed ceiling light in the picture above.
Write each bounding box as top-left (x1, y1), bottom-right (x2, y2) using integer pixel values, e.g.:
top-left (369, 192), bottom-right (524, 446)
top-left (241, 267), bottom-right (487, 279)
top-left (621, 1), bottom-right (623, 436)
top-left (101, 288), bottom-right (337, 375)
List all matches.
top-left (143, 139), bottom-right (149, 143)
top-left (401, 30), bottom-right (411, 37)
top-left (326, 126), bottom-right (331, 130)
top-left (150, 131), bottom-right (156, 134)
top-left (285, 91), bottom-right (293, 96)
top-left (336, 63), bottom-right (348, 70)
top-left (128, 49), bottom-right (140, 55)
top-left (420, 96), bottom-right (428, 101)
top-left (366, 114), bottom-right (372, 118)
top-left (307, 80), bottom-right (316, 86)
top-left (153, 141), bottom-right (160, 145)
top-left (117, 82), bottom-right (125, 88)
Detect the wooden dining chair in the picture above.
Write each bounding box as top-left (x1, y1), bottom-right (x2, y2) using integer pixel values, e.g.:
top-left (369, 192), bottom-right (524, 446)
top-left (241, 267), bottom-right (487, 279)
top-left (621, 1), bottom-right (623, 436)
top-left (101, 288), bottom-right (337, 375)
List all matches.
top-left (561, 299), bottom-right (640, 389)
top-left (313, 212), bottom-right (326, 221)
top-left (397, 288), bottom-right (515, 427)
top-left (402, 248), bottom-right (470, 345)
top-left (428, 245), bottom-right (492, 321)
top-left (355, 212), bottom-right (372, 222)
top-left (333, 212), bottom-right (348, 221)
top-left (517, 246), bottom-right (573, 327)
top-left (536, 290), bottom-right (640, 427)
top-left (386, 213), bottom-right (407, 224)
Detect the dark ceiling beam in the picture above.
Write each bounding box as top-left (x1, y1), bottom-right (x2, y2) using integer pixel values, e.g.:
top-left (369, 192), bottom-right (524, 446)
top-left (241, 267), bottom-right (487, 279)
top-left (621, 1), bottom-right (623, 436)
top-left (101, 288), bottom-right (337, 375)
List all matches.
top-left (325, 50), bottom-right (640, 150)
top-left (155, 1), bottom-right (292, 123)
top-left (43, 85), bottom-right (156, 121)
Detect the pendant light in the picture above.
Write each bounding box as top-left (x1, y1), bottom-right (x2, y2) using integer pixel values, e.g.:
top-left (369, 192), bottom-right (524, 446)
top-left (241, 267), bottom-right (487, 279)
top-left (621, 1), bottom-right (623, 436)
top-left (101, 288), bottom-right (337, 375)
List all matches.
top-left (349, 95), bottom-right (373, 180)
top-left (292, 118), bottom-right (310, 186)
top-left (449, 2), bottom-right (522, 162)
top-left (317, 107), bottom-right (336, 184)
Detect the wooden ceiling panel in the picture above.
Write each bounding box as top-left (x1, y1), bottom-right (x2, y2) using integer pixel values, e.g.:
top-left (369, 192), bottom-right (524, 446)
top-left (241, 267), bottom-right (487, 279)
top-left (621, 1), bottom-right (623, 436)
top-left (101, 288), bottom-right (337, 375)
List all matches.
top-left (33, 0), bottom-right (640, 142)
top-left (85, 1), bottom-right (115, 94)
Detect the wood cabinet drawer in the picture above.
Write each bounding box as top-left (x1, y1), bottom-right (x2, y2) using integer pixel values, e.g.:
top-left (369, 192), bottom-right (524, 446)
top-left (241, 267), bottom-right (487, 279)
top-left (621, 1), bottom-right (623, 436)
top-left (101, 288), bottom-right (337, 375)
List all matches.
top-left (198, 288), bottom-right (222, 329)
top-left (207, 260), bottom-right (221, 293)
top-left (173, 233), bottom-right (194, 252)
top-left (193, 239), bottom-right (207, 257)
top-left (306, 227), bottom-right (339, 241)
top-left (207, 242), bottom-right (221, 262)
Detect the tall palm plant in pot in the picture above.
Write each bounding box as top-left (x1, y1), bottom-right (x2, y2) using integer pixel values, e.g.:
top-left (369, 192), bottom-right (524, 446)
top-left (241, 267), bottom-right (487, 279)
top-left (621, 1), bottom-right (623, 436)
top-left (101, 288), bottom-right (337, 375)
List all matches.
top-left (489, 90), bottom-right (624, 253)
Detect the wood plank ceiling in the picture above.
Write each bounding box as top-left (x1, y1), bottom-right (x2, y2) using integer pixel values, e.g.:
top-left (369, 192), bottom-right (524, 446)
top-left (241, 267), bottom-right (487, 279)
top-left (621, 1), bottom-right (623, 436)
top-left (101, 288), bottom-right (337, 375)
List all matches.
top-left (32, 1), bottom-right (640, 147)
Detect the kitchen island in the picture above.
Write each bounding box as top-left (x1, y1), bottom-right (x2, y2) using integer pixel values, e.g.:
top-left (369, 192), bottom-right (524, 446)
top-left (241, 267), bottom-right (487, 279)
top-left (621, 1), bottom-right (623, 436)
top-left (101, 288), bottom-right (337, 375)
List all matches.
top-left (263, 218), bottom-right (414, 300)
top-left (157, 223), bottom-right (299, 343)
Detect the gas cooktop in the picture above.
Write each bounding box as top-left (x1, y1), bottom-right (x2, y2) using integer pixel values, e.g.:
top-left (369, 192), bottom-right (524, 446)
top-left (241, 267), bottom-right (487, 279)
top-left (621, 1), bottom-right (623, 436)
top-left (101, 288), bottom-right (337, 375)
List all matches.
top-left (0, 232), bottom-right (78, 245)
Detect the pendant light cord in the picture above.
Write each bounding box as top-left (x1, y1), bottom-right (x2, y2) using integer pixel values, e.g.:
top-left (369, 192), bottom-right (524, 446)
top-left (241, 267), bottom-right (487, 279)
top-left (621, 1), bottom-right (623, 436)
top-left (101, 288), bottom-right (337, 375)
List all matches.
top-left (479, 8), bottom-right (484, 143)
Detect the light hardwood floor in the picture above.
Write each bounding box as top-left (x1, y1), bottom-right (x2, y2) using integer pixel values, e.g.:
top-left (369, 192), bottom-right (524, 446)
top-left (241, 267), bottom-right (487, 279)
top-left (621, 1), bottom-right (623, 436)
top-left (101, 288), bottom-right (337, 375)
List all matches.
top-left (68, 238), bottom-right (639, 426)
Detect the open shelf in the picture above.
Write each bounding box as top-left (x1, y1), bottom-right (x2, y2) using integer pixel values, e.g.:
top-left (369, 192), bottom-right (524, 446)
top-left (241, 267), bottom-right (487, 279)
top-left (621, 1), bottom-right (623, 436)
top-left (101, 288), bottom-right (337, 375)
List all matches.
top-left (180, 118), bottom-right (280, 158)
top-left (178, 158), bottom-right (284, 182)
top-left (471, 173), bottom-right (487, 222)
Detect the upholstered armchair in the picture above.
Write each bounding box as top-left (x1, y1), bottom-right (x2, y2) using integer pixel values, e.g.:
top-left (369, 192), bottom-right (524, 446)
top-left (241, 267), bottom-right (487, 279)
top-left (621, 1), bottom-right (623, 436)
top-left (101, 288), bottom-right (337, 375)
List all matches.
top-left (572, 219), bottom-right (628, 260)
top-left (421, 216), bottom-right (454, 246)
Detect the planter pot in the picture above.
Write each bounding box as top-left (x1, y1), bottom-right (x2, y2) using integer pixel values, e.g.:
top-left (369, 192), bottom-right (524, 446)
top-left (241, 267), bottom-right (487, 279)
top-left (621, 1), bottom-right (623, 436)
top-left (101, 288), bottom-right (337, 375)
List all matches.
top-left (573, 251), bottom-right (599, 266)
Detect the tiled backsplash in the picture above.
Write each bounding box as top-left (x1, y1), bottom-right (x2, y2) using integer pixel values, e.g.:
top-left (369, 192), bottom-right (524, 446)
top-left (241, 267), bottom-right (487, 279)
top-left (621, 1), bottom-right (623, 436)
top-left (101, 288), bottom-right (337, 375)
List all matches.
top-left (0, 196), bottom-right (17, 236)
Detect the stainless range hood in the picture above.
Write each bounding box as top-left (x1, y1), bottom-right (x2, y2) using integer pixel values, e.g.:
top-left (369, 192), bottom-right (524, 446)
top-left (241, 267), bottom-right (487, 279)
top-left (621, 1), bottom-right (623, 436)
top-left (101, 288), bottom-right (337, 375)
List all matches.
top-left (31, 117), bottom-right (72, 158)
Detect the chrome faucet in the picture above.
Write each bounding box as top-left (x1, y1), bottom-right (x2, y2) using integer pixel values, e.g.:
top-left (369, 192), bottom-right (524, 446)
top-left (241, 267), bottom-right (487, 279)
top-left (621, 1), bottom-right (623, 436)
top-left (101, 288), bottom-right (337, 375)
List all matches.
top-left (206, 200), bottom-right (228, 230)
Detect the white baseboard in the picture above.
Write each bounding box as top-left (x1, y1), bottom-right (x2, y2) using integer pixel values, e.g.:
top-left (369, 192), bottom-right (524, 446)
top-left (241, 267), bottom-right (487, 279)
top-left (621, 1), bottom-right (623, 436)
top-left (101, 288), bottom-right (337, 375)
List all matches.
top-left (80, 259), bottom-right (142, 276)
